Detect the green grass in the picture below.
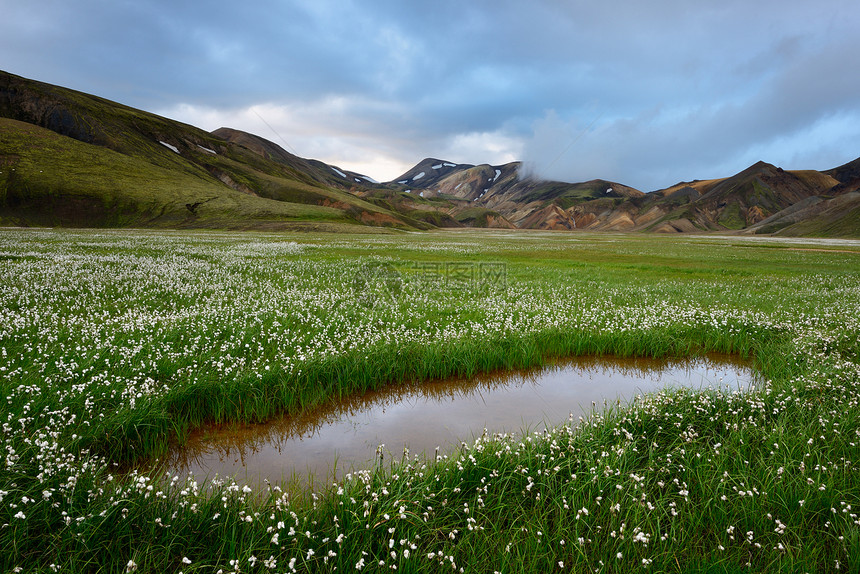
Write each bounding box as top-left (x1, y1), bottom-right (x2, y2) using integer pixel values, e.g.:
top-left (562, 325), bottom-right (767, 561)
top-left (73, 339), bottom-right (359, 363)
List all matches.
top-left (0, 229), bottom-right (859, 572)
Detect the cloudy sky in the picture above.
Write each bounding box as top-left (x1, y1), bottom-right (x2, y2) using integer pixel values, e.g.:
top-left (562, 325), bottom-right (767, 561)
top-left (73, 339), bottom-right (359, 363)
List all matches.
top-left (3, 0), bottom-right (859, 190)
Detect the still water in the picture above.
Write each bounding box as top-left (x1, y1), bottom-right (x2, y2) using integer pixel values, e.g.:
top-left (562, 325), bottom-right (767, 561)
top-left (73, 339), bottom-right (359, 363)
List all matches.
top-left (163, 355), bottom-right (754, 486)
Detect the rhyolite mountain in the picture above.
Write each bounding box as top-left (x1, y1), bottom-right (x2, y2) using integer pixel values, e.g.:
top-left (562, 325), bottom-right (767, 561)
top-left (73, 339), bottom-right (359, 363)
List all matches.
top-left (1, 70), bottom-right (858, 236)
top-left (384, 157), bottom-right (859, 235)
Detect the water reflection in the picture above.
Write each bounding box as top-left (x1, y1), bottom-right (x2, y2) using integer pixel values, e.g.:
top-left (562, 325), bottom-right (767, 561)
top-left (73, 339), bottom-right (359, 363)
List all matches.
top-left (162, 354), bottom-right (753, 486)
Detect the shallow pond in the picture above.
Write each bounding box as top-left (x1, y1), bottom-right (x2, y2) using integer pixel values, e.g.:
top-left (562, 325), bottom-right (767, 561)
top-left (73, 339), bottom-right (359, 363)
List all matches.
top-left (162, 354), bottom-right (754, 486)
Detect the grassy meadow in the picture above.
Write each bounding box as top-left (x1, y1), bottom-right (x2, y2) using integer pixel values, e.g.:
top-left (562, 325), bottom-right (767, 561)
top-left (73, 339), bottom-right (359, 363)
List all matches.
top-left (1, 228), bottom-right (859, 572)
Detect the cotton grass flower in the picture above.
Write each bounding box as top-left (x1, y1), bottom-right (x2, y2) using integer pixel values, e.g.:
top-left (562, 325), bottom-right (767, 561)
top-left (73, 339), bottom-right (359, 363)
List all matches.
top-left (1, 229), bottom-right (859, 573)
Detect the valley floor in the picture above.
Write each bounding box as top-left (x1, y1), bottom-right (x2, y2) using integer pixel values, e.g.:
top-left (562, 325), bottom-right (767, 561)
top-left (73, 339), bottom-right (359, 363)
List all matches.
top-left (1, 229), bottom-right (859, 572)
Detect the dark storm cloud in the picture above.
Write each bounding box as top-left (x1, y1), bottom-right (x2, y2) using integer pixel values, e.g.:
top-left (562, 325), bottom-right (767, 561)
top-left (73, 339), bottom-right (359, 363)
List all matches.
top-left (2, 0), bottom-right (859, 185)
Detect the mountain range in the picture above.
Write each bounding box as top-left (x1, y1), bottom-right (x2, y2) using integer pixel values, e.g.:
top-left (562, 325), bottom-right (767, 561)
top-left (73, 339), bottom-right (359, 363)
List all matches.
top-left (1, 70), bottom-right (858, 236)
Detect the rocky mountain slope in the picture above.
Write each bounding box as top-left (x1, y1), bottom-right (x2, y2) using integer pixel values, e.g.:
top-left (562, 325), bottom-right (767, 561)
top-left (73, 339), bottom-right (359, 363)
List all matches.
top-left (384, 156), bottom-right (859, 236)
top-left (1, 70), bottom-right (858, 236)
top-left (385, 160), bottom-right (644, 230)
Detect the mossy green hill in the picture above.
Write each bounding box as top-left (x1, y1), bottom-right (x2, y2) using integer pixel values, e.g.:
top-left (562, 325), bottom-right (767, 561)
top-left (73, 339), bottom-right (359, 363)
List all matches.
top-left (0, 71), bottom-right (420, 230)
top-left (0, 118), bottom-right (357, 228)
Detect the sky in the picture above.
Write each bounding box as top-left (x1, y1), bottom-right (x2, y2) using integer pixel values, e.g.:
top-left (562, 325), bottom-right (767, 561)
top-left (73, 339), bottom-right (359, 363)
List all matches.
top-left (2, 0), bottom-right (859, 191)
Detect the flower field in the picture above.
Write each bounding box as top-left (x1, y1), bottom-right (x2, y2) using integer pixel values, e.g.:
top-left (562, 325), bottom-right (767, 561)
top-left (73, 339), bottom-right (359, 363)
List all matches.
top-left (1, 228), bottom-right (859, 572)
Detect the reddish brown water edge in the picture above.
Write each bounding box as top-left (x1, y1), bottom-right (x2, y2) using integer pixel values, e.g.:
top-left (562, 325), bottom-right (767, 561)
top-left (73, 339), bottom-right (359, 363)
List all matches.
top-left (162, 355), bottom-right (754, 487)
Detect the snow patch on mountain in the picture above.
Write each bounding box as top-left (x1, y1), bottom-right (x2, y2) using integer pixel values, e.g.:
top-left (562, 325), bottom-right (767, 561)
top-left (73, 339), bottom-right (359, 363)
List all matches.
top-left (331, 167), bottom-right (347, 178)
top-left (159, 141), bottom-right (179, 154)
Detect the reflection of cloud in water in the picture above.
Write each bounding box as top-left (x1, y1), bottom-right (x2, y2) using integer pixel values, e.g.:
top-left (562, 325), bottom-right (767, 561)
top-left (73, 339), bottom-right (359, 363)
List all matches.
top-left (161, 354), bottom-right (754, 486)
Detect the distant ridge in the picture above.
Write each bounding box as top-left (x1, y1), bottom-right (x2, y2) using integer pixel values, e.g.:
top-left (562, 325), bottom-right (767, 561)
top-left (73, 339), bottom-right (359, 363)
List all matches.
top-left (382, 155), bottom-right (858, 236)
top-left (1, 70), bottom-right (858, 236)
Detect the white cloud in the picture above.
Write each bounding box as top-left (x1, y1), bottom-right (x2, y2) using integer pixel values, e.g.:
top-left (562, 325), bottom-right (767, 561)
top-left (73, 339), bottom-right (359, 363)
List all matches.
top-left (156, 101), bottom-right (420, 181)
top-left (156, 100), bottom-right (527, 181)
top-left (441, 130), bottom-right (524, 167)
